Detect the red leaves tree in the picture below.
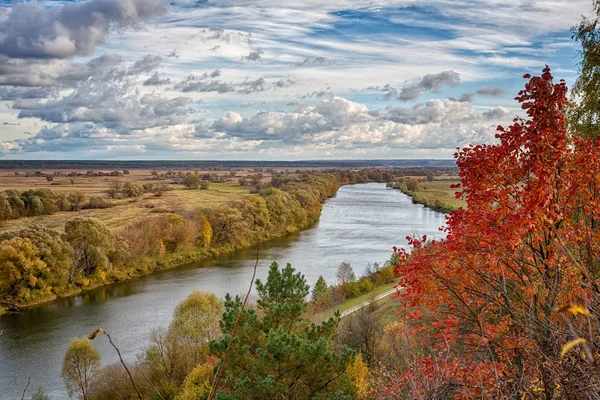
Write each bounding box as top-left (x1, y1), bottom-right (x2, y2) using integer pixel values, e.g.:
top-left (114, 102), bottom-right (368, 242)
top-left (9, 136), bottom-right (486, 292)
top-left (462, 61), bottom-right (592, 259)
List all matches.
top-left (393, 67), bottom-right (600, 398)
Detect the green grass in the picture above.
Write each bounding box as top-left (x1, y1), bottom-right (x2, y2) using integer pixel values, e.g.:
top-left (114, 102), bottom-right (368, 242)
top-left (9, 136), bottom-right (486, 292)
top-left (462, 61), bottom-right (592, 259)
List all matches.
top-left (400, 180), bottom-right (466, 212)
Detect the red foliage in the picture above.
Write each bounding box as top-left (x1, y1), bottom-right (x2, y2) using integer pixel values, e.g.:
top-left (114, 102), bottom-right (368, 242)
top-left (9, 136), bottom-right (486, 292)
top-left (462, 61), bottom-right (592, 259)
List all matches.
top-left (391, 67), bottom-right (600, 398)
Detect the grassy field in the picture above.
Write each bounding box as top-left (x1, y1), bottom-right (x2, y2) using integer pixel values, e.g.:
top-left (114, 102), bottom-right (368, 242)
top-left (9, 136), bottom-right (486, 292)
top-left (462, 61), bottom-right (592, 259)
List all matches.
top-left (411, 180), bottom-right (466, 212)
top-left (0, 169), bottom-right (258, 232)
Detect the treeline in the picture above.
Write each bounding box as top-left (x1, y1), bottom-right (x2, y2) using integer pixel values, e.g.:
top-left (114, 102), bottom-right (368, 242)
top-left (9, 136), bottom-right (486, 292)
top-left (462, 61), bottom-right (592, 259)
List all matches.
top-left (0, 173), bottom-right (345, 311)
top-left (0, 181), bottom-right (177, 222)
top-left (0, 189), bottom-right (92, 220)
top-left (59, 262), bottom-right (367, 399)
top-left (0, 159), bottom-right (457, 170)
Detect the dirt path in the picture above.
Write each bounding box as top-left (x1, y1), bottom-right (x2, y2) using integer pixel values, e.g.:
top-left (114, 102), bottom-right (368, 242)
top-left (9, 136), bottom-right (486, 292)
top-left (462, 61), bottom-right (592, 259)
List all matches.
top-left (340, 288), bottom-right (398, 318)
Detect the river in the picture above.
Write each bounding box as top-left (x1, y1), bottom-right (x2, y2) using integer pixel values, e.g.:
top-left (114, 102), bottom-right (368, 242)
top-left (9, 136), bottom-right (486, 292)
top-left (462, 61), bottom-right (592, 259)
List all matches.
top-left (0, 183), bottom-right (447, 398)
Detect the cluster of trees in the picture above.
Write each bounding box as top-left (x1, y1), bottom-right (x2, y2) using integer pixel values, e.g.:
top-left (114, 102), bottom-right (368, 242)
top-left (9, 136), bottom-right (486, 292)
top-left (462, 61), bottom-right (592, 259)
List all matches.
top-left (106, 181), bottom-right (171, 198)
top-left (182, 173), bottom-right (210, 190)
top-left (238, 174), bottom-right (263, 189)
top-left (62, 263), bottom-right (366, 399)
top-left (0, 174), bottom-right (345, 309)
top-left (0, 219), bottom-right (113, 306)
top-left (150, 170), bottom-right (229, 184)
top-left (311, 261), bottom-right (396, 312)
top-left (0, 189), bottom-right (93, 221)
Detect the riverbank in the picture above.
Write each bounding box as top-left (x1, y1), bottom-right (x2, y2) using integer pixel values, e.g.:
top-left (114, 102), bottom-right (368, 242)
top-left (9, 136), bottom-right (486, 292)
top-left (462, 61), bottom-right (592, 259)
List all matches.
top-left (0, 173), bottom-right (346, 315)
top-left (389, 180), bottom-right (464, 213)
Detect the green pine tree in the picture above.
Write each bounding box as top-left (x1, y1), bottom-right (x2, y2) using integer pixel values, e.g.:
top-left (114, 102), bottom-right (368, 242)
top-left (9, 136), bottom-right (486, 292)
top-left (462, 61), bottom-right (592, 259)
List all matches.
top-left (311, 275), bottom-right (331, 310)
top-left (211, 262), bottom-right (357, 399)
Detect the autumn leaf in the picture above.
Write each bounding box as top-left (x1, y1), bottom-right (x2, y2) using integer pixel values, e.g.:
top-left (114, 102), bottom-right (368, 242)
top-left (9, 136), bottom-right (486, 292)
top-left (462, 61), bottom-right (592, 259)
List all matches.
top-left (560, 338), bottom-right (586, 359)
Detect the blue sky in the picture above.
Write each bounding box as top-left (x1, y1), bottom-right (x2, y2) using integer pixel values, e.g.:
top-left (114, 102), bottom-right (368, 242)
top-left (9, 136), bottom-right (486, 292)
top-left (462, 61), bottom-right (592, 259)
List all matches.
top-left (0, 0), bottom-right (593, 160)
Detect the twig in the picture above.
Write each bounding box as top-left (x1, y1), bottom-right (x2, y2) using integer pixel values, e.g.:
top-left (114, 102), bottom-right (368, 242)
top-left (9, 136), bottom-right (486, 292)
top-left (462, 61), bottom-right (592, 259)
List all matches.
top-left (89, 328), bottom-right (143, 400)
top-left (208, 245), bottom-right (260, 400)
top-left (104, 332), bottom-right (143, 400)
top-left (20, 377), bottom-right (30, 400)
top-left (140, 368), bottom-right (166, 400)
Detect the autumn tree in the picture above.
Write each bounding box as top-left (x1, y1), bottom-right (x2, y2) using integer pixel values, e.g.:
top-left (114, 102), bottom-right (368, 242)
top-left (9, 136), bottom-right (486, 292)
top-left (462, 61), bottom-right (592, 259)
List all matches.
top-left (146, 290), bottom-right (223, 391)
top-left (0, 224), bottom-right (72, 295)
top-left (183, 173), bottom-right (202, 189)
top-left (64, 217), bottom-right (114, 281)
top-left (62, 337), bottom-right (101, 400)
top-left (0, 237), bottom-right (50, 303)
top-left (337, 262), bottom-right (356, 285)
top-left (121, 182), bottom-right (143, 198)
top-left (404, 179), bottom-right (418, 193)
top-left (170, 290), bottom-right (223, 362)
top-left (67, 192), bottom-right (85, 211)
top-left (392, 68), bottom-right (600, 397)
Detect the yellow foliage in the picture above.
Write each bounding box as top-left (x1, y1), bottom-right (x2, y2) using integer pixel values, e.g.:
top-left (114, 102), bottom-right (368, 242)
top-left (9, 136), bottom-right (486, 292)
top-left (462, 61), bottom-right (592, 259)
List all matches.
top-left (167, 213), bottom-right (186, 227)
top-left (560, 338), bottom-right (587, 359)
top-left (347, 353), bottom-right (370, 398)
top-left (176, 362), bottom-right (214, 400)
top-left (199, 213), bottom-right (213, 249)
top-left (567, 305), bottom-right (590, 317)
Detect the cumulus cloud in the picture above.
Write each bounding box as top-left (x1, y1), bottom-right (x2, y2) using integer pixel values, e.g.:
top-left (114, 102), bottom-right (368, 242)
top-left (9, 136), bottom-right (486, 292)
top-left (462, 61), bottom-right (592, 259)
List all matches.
top-left (243, 49), bottom-right (264, 61)
top-left (385, 99), bottom-right (510, 124)
top-left (0, 51), bottom-right (124, 88)
top-left (294, 57), bottom-right (330, 67)
top-left (211, 96), bottom-right (502, 149)
top-left (5, 95), bottom-right (513, 157)
top-left (372, 70), bottom-right (461, 101)
top-left (457, 86), bottom-right (505, 102)
top-left (143, 72), bottom-right (172, 86)
top-left (16, 73), bottom-right (191, 132)
top-left (0, 86), bottom-right (57, 101)
top-left (0, 0), bottom-right (165, 59)
top-left (482, 106), bottom-right (510, 119)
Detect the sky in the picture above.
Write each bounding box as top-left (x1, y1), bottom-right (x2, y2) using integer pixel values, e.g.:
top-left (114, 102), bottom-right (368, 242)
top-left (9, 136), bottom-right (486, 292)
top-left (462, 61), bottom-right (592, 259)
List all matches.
top-left (0, 0), bottom-right (594, 160)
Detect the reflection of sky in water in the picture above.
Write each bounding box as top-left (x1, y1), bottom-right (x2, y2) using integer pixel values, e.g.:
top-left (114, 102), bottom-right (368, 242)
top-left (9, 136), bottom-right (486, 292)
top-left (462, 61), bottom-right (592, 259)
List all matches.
top-left (0, 183), bottom-right (446, 398)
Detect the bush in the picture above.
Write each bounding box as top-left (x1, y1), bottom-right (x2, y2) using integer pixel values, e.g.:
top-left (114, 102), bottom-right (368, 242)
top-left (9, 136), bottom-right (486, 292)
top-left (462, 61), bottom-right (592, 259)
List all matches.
top-left (88, 196), bottom-right (112, 209)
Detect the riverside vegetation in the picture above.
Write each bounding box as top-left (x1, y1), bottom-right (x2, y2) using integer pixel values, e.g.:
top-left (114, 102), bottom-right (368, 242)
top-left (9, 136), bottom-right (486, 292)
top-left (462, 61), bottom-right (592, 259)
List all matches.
top-left (0, 173), bottom-right (349, 313)
top-left (0, 169), bottom-right (417, 314)
top-left (59, 262), bottom-right (375, 400)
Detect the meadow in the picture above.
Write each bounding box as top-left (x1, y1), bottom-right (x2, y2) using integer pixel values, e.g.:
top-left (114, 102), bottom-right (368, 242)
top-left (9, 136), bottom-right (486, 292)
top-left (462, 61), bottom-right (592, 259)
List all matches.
top-left (0, 168), bottom-right (255, 232)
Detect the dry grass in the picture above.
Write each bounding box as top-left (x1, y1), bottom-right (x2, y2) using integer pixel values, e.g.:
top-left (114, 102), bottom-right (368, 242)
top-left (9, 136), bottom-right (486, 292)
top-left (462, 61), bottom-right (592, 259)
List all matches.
top-left (0, 169), bottom-right (256, 232)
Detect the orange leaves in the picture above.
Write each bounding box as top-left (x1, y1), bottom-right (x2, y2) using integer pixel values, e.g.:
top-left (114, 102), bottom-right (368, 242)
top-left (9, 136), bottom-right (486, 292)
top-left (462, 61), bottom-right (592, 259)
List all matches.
top-left (88, 328), bottom-right (104, 340)
top-left (391, 67), bottom-right (600, 397)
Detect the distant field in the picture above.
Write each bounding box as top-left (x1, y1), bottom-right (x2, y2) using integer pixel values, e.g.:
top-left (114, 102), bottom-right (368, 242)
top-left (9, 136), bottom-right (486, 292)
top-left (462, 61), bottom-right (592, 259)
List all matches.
top-left (0, 169), bottom-right (257, 232)
top-left (412, 180), bottom-right (465, 211)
